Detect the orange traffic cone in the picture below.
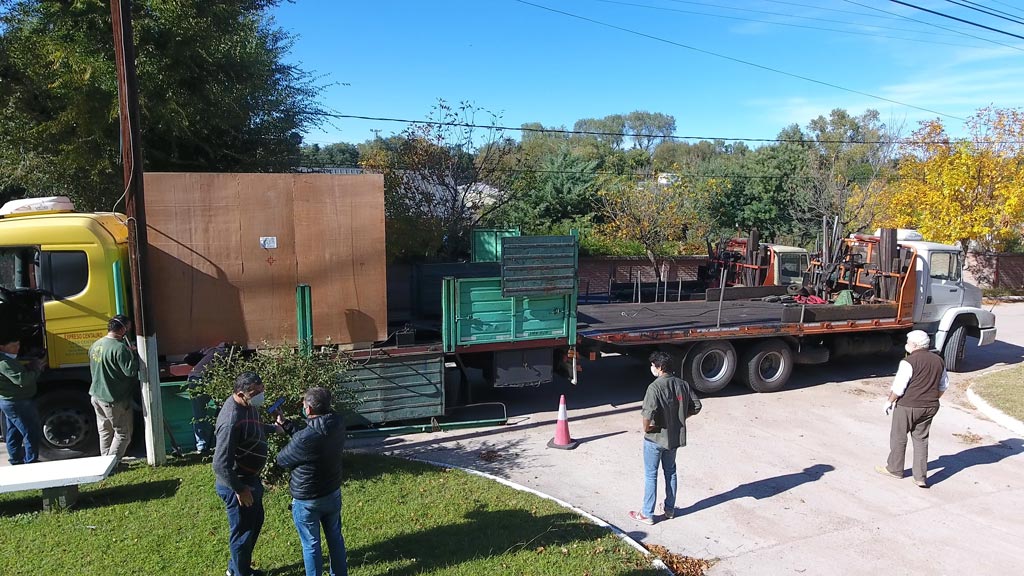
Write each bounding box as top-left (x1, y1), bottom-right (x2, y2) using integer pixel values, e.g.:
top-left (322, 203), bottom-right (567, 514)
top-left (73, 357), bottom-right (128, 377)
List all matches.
top-left (547, 394), bottom-right (579, 450)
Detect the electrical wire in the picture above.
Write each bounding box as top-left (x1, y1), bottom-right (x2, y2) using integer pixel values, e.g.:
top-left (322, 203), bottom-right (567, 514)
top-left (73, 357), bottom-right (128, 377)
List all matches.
top-left (943, 0), bottom-right (1024, 25)
top-left (510, 0), bottom-right (965, 120)
top-left (888, 0), bottom-right (1024, 41)
top-left (592, 0), bottom-right (987, 48)
top-left (658, 0), bottom-right (973, 39)
top-left (842, 0), bottom-right (1024, 51)
top-left (987, 0), bottom-right (1024, 18)
top-left (315, 112), bottom-right (1024, 146)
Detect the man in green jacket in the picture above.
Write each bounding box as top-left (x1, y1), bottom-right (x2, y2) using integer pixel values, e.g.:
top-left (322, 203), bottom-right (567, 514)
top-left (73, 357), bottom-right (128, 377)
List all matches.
top-left (0, 333), bottom-right (46, 465)
top-left (88, 315), bottom-right (139, 462)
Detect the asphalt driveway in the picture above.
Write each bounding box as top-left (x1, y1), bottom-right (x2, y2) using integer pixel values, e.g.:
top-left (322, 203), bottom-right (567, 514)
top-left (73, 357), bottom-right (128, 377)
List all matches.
top-left (354, 302), bottom-right (1024, 575)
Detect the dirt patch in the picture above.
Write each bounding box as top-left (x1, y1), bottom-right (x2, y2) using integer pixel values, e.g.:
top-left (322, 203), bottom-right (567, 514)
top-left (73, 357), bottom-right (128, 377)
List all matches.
top-left (646, 544), bottom-right (716, 576)
top-left (847, 387), bottom-right (873, 397)
top-left (952, 431), bottom-right (984, 445)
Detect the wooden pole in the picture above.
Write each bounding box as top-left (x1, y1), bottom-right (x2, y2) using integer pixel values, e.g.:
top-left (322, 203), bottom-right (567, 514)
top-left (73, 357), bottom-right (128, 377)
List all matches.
top-left (111, 0), bottom-right (165, 465)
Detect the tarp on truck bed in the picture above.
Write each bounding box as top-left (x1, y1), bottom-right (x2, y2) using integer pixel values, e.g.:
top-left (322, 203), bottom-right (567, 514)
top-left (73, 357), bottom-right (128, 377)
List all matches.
top-left (144, 173), bottom-right (388, 355)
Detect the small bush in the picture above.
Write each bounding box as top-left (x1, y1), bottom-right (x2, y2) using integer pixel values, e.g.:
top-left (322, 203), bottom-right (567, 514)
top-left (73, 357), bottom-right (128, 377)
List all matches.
top-left (194, 342), bottom-right (355, 484)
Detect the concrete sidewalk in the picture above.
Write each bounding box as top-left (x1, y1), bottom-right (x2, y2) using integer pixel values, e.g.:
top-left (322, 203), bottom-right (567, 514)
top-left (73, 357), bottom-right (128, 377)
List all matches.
top-left (352, 304), bottom-right (1024, 575)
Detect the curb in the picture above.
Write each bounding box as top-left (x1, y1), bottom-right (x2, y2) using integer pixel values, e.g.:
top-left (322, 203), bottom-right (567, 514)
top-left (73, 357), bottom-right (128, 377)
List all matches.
top-left (966, 388), bottom-right (1024, 436)
top-left (405, 456), bottom-right (673, 575)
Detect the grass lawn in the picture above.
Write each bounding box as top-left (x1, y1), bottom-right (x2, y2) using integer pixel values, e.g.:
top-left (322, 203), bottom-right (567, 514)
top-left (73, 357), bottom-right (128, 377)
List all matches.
top-left (972, 364), bottom-right (1024, 422)
top-left (0, 453), bottom-right (662, 576)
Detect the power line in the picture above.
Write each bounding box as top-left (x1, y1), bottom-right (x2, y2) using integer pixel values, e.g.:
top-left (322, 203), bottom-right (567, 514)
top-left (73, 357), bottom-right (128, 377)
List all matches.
top-left (943, 0), bottom-right (1024, 25)
top-left (659, 0), bottom-right (969, 38)
top-left (511, 0), bottom-right (965, 120)
top-left (987, 0), bottom-right (1024, 18)
top-left (315, 112), bottom-right (1024, 146)
top-left (764, 0), bottom-right (919, 22)
top-left (592, 0), bottom-right (986, 48)
top-left (299, 163), bottom-right (933, 183)
top-left (842, 0), bottom-right (1024, 51)
top-left (890, 0), bottom-right (1024, 41)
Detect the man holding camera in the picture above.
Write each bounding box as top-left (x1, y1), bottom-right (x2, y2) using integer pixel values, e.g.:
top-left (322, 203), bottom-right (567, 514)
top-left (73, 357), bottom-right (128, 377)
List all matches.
top-left (276, 387), bottom-right (348, 576)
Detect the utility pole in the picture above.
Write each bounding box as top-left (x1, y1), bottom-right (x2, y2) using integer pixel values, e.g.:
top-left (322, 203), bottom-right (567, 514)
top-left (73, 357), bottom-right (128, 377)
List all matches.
top-left (111, 0), bottom-right (165, 465)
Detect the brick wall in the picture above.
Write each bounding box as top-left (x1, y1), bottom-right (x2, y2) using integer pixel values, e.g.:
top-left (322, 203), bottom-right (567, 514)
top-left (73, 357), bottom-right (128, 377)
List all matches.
top-left (577, 256), bottom-right (707, 297)
top-left (970, 253), bottom-right (1024, 289)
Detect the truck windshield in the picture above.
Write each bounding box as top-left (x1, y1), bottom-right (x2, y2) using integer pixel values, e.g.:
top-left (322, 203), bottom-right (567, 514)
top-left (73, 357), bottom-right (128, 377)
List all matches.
top-left (778, 253), bottom-right (806, 282)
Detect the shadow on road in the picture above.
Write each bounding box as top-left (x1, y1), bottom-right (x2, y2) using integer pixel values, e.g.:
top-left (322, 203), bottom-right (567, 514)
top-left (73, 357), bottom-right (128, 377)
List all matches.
top-left (924, 438), bottom-right (1024, 485)
top-left (677, 464), bottom-right (835, 516)
top-left (959, 338), bottom-right (1024, 372)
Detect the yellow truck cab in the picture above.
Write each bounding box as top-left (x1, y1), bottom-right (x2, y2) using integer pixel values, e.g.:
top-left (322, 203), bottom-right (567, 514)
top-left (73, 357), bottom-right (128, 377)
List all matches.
top-left (0, 197), bottom-right (130, 458)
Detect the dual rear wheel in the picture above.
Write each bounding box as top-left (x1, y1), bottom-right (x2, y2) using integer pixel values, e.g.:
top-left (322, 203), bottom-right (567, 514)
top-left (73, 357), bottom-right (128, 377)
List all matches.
top-left (682, 338), bottom-right (793, 394)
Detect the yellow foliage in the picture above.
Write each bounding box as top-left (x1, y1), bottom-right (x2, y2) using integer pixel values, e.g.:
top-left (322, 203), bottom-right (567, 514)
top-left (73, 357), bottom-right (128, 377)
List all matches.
top-left (873, 107), bottom-right (1024, 249)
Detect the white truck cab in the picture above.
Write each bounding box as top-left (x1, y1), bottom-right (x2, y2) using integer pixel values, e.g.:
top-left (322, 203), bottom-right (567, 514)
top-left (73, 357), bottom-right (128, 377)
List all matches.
top-left (894, 230), bottom-right (996, 371)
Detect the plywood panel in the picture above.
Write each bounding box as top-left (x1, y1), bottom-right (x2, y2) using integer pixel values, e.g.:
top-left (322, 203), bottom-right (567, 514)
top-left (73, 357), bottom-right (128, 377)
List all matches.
top-left (144, 173), bottom-right (387, 355)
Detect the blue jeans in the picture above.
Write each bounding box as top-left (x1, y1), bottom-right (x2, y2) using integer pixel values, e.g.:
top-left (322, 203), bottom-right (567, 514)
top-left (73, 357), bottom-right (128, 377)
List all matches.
top-left (642, 438), bottom-right (678, 518)
top-left (216, 480), bottom-right (265, 576)
top-left (0, 398), bottom-right (41, 465)
top-left (189, 392), bottom-right (214, 452)
top-left (292, 490), bottom-right (348, 576)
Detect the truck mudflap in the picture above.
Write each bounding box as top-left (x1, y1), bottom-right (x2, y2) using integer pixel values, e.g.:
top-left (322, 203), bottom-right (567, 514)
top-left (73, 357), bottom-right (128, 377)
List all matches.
top-left (979, 327), bottom-right (997, 346)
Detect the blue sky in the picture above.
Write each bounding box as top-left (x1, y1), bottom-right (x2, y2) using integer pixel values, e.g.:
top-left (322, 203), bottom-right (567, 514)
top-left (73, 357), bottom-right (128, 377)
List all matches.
top-left (272, 0), bottom-right (1024, 147)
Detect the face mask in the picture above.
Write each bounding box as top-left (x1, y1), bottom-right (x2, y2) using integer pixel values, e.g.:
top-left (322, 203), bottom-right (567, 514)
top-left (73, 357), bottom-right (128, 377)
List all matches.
top-left (650, 365), bottom-right (660, 377)
top-left (249, 391), bottom-right (266, 407)
top-left (301, 404), bottom-right (310, 418)
top-left (2, 352), bottom-right (17, 360)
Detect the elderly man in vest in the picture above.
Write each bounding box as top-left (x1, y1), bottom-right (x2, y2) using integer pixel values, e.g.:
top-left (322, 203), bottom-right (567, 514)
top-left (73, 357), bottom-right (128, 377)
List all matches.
top-left (877, 330), bottom-right (948, 488)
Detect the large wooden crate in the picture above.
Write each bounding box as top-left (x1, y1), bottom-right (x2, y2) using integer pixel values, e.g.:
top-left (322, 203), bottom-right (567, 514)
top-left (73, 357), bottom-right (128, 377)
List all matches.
top-left (144, 173), bottom-right (387, 355)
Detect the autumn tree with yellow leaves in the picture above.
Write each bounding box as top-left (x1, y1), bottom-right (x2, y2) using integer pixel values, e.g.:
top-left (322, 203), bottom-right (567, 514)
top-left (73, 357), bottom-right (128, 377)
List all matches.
top-left (876, 107), bottom-right (1024, 251)
top-left (598, 172), bottom-right (707, 281)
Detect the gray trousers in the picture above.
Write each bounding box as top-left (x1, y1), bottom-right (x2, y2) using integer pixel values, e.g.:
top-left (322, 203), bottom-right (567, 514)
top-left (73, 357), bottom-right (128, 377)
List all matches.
top-left (91, 397), bottom-right (133, 461)
top-left (886, 404), bottom-right (939, 482)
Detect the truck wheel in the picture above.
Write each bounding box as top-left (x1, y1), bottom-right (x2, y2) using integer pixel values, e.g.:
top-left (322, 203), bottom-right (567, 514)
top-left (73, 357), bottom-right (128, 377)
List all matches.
top-left (37, 390), bottom-right (99, 460)
top-left (942, 323), bottom-right (967, 372)
top-left (738, 339), bottom-right (793, 393)
top-left (684, 341), bottom-right (737, 394)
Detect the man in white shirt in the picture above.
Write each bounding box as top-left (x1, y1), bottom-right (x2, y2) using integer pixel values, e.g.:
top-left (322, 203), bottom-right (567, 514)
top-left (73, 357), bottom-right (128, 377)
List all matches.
top-left (877, 330), bottom-right (948, 488)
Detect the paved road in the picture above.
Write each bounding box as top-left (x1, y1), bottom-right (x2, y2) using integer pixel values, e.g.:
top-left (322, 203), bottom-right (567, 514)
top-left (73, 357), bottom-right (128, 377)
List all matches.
top-left (353, 301), bottom-right (1024, 576)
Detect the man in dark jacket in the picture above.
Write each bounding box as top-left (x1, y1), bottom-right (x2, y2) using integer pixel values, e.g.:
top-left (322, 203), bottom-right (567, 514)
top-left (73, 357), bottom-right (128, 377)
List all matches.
top-left (877, 330), bottom-right (948, 488)
top-left (276, 387), bottom-right (347, 576)
top-left (0, 333), bottom-right (46, 465)
top-left (629, 350), bottom-right (701, 525)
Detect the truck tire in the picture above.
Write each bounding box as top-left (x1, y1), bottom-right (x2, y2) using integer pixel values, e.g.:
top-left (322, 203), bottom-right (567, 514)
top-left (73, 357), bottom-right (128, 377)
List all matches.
top-left (738, 339), bottom-right (793, 393)
top-left (942, 323), bottom-right (967, 372)
top-left (684, 341), bottom-right (737, 394)
top-left (37, 389), bottom-right (99, 460)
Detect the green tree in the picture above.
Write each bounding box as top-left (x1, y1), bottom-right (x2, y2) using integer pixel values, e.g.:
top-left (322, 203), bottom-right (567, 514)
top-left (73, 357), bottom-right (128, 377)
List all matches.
top-left (707, 140), bottom-right (811, 242)
top-left (797, 109), bottom-right (900, 236)
top-left (0, 0), bottom-right (325, 209)
top-left (624, 111), bottom-right (676, 155)
top-left (300, 142), bottom-right (360, 170)
top-left (359, 100), bottom-right (519, 261)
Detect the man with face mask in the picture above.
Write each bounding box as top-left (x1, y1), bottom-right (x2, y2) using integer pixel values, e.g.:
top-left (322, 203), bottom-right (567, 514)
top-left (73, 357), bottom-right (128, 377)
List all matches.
top-left (88, 314), bottom-right (139, 463)
top-left (629, 351), bottom-right (701, 525)
top-left (213, 371), bottom-right (282, 576)
top-left (877, 330), bottom-right (948, 488)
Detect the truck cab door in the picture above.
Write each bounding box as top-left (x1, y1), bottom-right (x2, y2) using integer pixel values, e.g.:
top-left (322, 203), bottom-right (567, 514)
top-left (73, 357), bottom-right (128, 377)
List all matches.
top-left (919, 250), bottom-right (965, 324)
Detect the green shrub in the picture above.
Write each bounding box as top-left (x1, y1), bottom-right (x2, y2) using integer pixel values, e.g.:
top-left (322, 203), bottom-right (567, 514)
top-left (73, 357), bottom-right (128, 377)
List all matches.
top-left (194, 343), bottom-right (355, 484)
